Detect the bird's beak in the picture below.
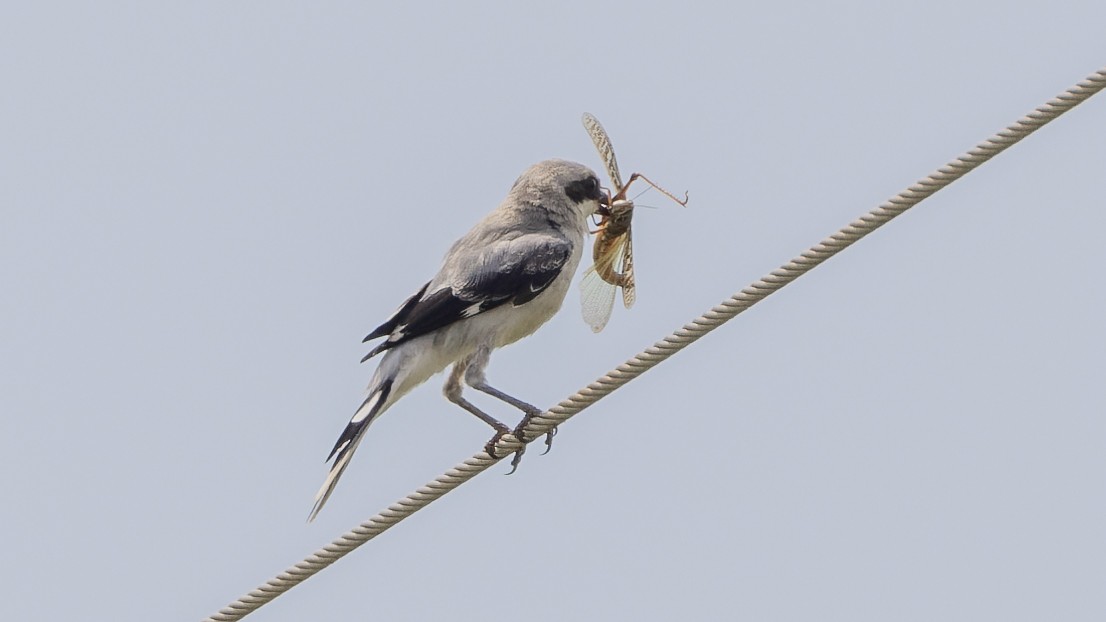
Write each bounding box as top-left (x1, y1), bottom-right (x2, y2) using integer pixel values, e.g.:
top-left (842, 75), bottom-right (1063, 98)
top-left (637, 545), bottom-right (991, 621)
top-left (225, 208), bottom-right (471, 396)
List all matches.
top-left (597, 193), bottom-right (611, 216)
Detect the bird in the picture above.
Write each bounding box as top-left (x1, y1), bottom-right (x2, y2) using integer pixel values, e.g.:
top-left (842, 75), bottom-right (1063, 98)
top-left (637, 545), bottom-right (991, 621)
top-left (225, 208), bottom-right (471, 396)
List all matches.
top-left (309, 159), bottom-right (608, 521)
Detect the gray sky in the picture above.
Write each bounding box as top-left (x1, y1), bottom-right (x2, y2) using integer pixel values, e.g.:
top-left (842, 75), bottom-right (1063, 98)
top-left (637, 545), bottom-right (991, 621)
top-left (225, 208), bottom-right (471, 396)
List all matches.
top-left (2, 3), bottom-right (1104, 621)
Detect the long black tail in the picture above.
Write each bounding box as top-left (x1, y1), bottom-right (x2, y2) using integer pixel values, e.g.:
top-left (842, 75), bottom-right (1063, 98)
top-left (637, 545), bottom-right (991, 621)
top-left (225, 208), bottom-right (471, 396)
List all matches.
top-left (308, 378), bottom-right (393, 521)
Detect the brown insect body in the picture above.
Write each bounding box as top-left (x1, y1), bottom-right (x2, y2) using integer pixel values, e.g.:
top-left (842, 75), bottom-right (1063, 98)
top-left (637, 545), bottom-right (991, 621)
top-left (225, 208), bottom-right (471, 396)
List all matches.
top-left (592, 197), bottom-right (634, 288)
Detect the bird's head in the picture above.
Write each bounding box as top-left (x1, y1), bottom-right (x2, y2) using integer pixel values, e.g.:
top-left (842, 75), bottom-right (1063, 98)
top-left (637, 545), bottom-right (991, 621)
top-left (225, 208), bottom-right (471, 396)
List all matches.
top-left (511, 159), bottom-right (607, 221)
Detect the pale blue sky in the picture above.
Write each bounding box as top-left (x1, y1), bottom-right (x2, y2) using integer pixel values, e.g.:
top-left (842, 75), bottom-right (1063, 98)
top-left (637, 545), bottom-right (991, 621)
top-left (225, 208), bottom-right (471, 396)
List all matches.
top-left (2, 3), bottom-right (1104, 621)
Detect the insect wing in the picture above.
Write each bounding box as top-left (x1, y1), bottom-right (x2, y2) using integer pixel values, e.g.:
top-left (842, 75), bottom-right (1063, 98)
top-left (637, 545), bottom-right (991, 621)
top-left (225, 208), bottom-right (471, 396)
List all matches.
top-left (618, 226), bottom-right (636, 309)
top-left (581, 113), bottom-right (623, 190)
top-left (580, 264), bottom-right (617, 333)
top-left (581, 229), bottom-right (631, 332)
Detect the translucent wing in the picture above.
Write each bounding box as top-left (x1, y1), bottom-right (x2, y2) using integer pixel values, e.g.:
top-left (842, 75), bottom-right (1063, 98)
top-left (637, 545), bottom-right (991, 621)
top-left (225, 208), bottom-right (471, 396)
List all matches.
top-left (580, 229), bottom-right (631, 332)
top-left (580, 264), bottom-right (617, 333)
top-left (581, 113), bottom-right (623, 191)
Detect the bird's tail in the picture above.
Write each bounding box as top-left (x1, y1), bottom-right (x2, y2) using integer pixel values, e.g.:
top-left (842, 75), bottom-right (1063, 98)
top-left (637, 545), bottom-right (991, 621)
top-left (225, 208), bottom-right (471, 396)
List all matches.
top-left (308, 377), bottom-right (394, 522)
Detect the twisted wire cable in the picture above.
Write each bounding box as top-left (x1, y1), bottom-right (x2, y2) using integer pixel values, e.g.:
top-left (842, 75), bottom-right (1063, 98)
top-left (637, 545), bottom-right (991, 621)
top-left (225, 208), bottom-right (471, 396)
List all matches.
top-left (204, 66), bottom-right (1106, 622)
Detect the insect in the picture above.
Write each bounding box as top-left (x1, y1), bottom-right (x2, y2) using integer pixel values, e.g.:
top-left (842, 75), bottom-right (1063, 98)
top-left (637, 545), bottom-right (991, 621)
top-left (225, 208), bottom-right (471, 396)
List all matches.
top-left (579, 112), bottom-right (687, 332)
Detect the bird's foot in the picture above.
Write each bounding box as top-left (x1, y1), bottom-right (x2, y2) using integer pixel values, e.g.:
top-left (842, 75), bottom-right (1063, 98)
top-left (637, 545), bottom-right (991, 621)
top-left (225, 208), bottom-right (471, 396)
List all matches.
top-left (509, 412), bottom-right (558, 462)
top-left (484, 423), bottom-right (511, 459)
top-left (485, 411), bottom-right (558, 475)
top-left (484, 425), bottom-right (527, 474)
top-left (511, 406), bottom-right (543, 441)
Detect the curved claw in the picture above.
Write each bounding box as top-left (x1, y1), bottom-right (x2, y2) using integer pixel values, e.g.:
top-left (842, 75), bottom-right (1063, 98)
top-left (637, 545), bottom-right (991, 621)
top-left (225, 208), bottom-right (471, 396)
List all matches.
top-left (505, 446), bottom-right (526, 475)
top-left (511, 422), bottom-right (530, 445)
top-left (487, 426), bottom-right (529, 474)
top-left (484, 426), bottom-right (510, 460)
top-left (502, 412), bottom-right (555, 473)
top-left (540, 426), bottom-right (558, 455)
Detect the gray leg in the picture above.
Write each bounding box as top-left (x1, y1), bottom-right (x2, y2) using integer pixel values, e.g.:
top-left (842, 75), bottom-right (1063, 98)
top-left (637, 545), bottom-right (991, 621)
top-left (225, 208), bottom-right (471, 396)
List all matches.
top-left (470, 382), bottom-right (543, 416)
top-left (463, 346), bottom-right (540, 415)
top-left (463, 346), bottom-right (557, 464)
top-left (443, 361), bottom-right (509, 434)
top-left (444, 360), bottom-right (525, 468)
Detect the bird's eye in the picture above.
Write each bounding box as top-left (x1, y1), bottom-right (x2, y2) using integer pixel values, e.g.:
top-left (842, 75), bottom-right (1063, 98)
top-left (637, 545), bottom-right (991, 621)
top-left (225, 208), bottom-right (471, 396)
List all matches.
top-left (565, 176), bottom-right (602, 203)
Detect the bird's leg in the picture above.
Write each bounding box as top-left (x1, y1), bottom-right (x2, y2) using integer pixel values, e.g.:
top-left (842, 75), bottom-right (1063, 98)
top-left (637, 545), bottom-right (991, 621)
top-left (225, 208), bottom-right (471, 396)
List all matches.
top-left (471, 382), bottom-right (543, 417)
top-left (463, 352), bottom-right (556, 470)
top-left (470, 382), bottom-right (556, 454)
top-left (444, 362), bottom-right (521, 467)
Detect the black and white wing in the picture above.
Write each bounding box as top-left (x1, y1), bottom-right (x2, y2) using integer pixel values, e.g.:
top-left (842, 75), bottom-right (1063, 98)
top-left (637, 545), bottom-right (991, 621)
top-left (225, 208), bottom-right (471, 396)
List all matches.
top-left (361, 235), bottom-right (572, 360)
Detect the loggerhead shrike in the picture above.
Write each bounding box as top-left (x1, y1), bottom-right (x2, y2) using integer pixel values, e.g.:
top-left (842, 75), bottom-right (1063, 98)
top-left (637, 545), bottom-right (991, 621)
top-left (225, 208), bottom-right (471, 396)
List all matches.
top-left (310, 159), bottom-right (608, 520)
